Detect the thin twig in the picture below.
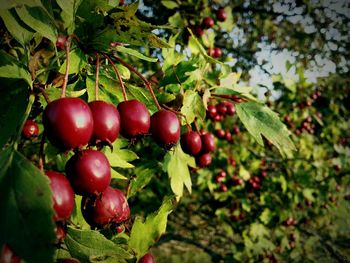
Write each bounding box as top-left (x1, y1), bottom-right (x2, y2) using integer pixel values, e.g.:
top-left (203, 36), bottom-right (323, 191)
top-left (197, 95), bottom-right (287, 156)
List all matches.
top-left (37, 87), bottom-right (50, 104)
top-left (112, 55), bottom-right (161, 110)
top-left (38, 132), bottom-right (46, 172)
top-left (61, 36), bottom-right (72, 98)
top-left (102, 53), bottom-right (128, 101)
top-left (211, 93), bottom-right (247, 102)
top-left (94, 52), bottom-right (100, 101)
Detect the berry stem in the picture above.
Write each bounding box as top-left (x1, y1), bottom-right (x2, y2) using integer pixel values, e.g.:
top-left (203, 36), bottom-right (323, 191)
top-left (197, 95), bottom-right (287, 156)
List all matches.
top-left (94, 52), bottom-right (100, 101)
top-left (211, 94), bottom-right (246, 102)
top-left (102, 53), bottom-right (128, 101)
top-left (112, 55), bottom-right (162, 110)
top-left (193, 119), bottom-right (200, 133)
top-left (161, 104), bottom-right (192, 132)
top-left (38, 132), bottom-right (46, 172)
top-left (61, 36), bottom-right (72, 98)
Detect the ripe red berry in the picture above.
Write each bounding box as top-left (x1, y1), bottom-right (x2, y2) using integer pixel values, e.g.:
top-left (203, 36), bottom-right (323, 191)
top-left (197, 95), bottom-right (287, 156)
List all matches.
top-left (215, 129), bottom-right (226, 139)
top-left (180, 131), bottom-right (202, 156)
top-left (233, 126), bottom-right (240, 135)
top-left (225, 102), bottom-right (236, 115)
top-left (117, 100), bottom-right (150, 138)
top-left (56, 35), bottom-right (67, 50)
top-left (82, 186), bottom-right (130, 227)
top-left (89, 101), bottom-right (120, 144)
top-left (216, 103), bottom-right (227, 115)
top-left (0, 244), bottom-right (20, 263)
top-left (208, 47), bottom-right (222, 58)
top-left (150, 110), bottom-right (180, 149)
top-left (193, 25), bottom-right (204, 37)
top-left (43, 98), bottom-right (93, 150)
top-left (225, 130), bottom-right (232, 142)
top-left (200, 133), bottom-right (216, 153)
top-left (206, 105), bottom-right (217, 119)
top-left (22, 119), bottom-right (39, 139)
top-left (202, 16), bottom-right (214, 29)
top-left (220, 184), bottom-right (228, 192)
top-left (196, 153), bottom-right (212, 167)
top-left (216, 8), bottom-right (227, 22)
top-left (46, 171), bottom-right (75, 221)
top-left (213, 114), bottom-right (224, 122)
top-left (61, 259), bottom-right (81, 263)
top-left (66, 149), bottom-right (111, 196)
top-left (140, 253), bottom-right (156, 263)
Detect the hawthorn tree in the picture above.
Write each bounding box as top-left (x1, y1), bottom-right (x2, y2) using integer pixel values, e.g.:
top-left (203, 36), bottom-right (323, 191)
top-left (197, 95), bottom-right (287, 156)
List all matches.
top-left (0, 1), bottom-right (349, 263)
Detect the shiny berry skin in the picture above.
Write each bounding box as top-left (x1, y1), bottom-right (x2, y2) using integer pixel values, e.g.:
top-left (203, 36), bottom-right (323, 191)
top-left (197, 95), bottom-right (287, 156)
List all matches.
top-left (215, 129), bottom-right (226, 139)
top-left (208, 47), bottom-right (222, 58)
top-left (43, 98), bottom-right (93, 150)
top-left (46, 171), bottom-right (75, 221)
top-left (22, 119), bottom-right (39, 139)
top-left (206, 105), bottom-right (217, 119)
top-left (200, 133), bottom-right (216, 153)
top-left (180, 131), bottom-right (202, 156)
top-left (216, 8), bottom-right (227, 22)
top-left (220, 184), bottom-right (228, 192)
top-left (56, 35), bottom-right (67, 50)
top-left (225, 102), bottom-right (236, 115)
top-left (82, 186), bottom-right (130, 227)
top-left (193, 25), bottom-right (204, 37)
top-left (89, 101), bottom-right (120, 144)
top-left (202, 16), bottom-right (214, 28)
top-left (216, 103), bottom-right (227, 115)
top-left (214, 114), bottom-right (224, 122)
top-left (233, 126), bottom-right (240, 135)
top-left (140, 253), bottom-right (156, 263)
top-left (150, 110), bottom-right (180, 149)
top-left (0, 244), bottom-right (20, 263)
top-left (225, 130), bottom-right (232, 141)
top-left (117, 100), bottom-right (150, 138)
top-left (65, 149), bottom-right (111, 196)
top-left (196, 153), bottom-right (212, 167)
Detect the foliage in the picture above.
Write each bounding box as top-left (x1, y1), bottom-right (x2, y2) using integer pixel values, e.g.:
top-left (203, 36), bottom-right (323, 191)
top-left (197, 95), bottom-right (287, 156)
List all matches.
top-left (0, 0), bottom-right (349, 263)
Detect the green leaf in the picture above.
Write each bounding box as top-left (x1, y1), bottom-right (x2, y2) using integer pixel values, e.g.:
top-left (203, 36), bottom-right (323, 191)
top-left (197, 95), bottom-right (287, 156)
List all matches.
top-left (0, 50), bottom-right (32, 86)
top-left (161, 0), bottom-right (178, 9)
top-left (115, 46), bottom-right (158, 62)
top-left (126, 84), bottom-right (158, 114)
top-left (56, 0), bottom-right (83, 34)
top-left (86, 75), bottom-right (123, 104)
top-left (65, 227), bottom-right (132, 263)
top-left (0, 147), bottom-right (56, 263)
top-left (0, 79), bottom-right (28, 149)
top-left (128, 164), bottom-right (157, 198)
top-left (159, 59), bottom-right (198, 87)
top-left (181, 90), bottom-right (206, 124)
top-left (128, 197), bottom-right (174, 259)
top-left (15, 4), bottom-right (57, 43)
top-left (0, 0), bottom-right (44, 10)
top-left (111, 169), bottom-right (128, 180)
top-left (70, 195), bottom-right (90, 230)
top-left (236, 102), bottom-right (296, 157)
top-left (102, 139), bottom-right (138, 169)
top-left (163, 144), bottom-right (195, 198)
top-left (59, 48), bottom-right (87, 74)
top-left (260, 208), bottom-right (273, 225)
top-left (0, 9), bottom-right (35, 46)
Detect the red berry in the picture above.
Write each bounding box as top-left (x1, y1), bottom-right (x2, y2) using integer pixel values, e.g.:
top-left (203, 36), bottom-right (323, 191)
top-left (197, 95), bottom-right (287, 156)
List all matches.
top-left (202, 16), bottom-right (214, 28)
top-left (208, 47), bottom-right (222, 58)
top-left (216, 8), bottom-right (227, 22)
top-left (0, 244), bottom-right (20, 263)
top-left (22, 119), bottom-right (39, 139)
top-left (117, 100), bottom-right (150, 138)
top-left (225, 102), bottom-right (236, 115)
top-left (215, 129), bottom-right (226, 139)
top-left (150, 110), bottom-right (180, 149)
top-left (213, 114), bottom-right (224, 122)
top-left (193, 25), bottom-right (204, 37)
top-left (220, 184), bottom-right (228, 192)
top-left (225, 130), bottom-right (232, 142)
top-left (196, 153), bottom-right (212, 167)
top-left (229, 157), bottom-right (236, 167)
top-left (261, 171), bottom-right (268, 178)
top-left (43, 98), bottom-right (93, 150)
top-left (89, 101), bottom-right (120, 144)
top-left (180, 131), bottom-right (202, 156)
top-left (216, 103), bottom-right (227, 115)
top-left (206, 105), bottom-right (217, 119)
top-left (82, 186), bottom-right (130, 227)
top-left (46, 171), bottom-right (75, 221)
top-left (66, 149), bottom-right (111, 196)
top-left (200, 133), bottom-right (216, 153)
top-left (233, 126), bottom-right (240, 135)
top-left (56, 35), bottom-right (66, 50)
top-left (140, 253), bottom-right (156, 263)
